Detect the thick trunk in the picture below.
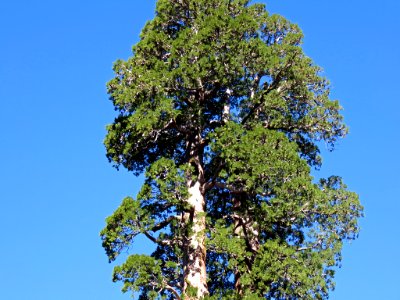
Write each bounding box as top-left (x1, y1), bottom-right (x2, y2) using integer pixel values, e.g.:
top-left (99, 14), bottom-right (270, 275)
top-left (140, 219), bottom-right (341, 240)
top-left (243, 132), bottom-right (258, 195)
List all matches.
top-left (183, 180), bottom-right (208, 299)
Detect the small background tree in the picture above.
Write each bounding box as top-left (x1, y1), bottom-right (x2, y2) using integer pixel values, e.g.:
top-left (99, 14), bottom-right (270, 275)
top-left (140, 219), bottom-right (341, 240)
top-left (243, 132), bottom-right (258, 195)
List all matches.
top-left (100, 1), bottom-right (363, 299)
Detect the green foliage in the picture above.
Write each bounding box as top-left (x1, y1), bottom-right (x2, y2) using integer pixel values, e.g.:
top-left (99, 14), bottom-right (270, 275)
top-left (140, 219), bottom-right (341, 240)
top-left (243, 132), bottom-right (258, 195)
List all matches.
top-left (113, 255), bottom-right (163, 296)
top-left (101, 197), bottom-right (143, 262)
top-left (101, 0), bottom-right (363, 299)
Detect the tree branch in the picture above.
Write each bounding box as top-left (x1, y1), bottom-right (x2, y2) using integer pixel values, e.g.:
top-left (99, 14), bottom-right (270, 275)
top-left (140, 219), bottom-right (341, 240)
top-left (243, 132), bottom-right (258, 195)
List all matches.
top-left (151, 215), bottom-right (182, 232)
top-left (213, 181), bottom-right (245, 194)
top-left (241, 58), bottom-right (295, 125)
top-left (143, 231), bottom-right (174, 247)
top-left (241, 75), bottom-right (282, 125)
top-left (164, 282), bottom-right (182, 300)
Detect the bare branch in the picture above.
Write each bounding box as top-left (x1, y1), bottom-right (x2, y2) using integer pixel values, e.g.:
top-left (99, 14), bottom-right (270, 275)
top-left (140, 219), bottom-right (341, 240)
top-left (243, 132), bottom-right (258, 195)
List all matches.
top-left (213, 181), bottom-right (245, 194)
top-left (151, 215), bottom-right (182, 232)
top-left (164, 282), bottom-right (182, 300)
top-left (143, 231), bottom-right (158, 244)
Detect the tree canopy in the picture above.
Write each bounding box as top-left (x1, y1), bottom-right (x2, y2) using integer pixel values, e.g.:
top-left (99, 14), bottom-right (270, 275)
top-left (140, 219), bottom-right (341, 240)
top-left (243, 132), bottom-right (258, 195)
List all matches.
top-left (101, 1), bottom-right (363, 299)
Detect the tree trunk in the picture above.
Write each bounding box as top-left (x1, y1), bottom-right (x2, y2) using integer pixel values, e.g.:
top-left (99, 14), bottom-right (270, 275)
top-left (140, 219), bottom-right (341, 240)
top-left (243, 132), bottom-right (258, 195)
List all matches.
top-left (233, 196), bottom-right (244, 296)
top-left (233, 195), bottom-right (260, 296)
top-left (183, 180), bottom-right (208, 299)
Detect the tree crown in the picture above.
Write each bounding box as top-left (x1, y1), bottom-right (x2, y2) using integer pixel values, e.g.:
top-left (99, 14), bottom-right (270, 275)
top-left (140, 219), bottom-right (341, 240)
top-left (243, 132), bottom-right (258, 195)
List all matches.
top-left (101, 1), bottom-right (362, 299)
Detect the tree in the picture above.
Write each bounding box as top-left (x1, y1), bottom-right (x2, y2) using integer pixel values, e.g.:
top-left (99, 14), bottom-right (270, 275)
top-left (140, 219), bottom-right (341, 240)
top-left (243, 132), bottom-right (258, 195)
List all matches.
top-left (100, 1), bottom-right (363, 299)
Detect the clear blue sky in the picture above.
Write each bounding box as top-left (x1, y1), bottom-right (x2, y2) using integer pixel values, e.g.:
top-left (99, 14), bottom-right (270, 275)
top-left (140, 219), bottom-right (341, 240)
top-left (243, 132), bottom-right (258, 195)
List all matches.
top-left (0, 1), bottom-right (399, 299)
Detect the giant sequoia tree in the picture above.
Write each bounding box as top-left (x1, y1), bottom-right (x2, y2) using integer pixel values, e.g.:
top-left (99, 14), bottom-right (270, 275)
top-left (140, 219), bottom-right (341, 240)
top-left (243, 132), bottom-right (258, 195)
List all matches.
top-left (101, 1), bottom-right (363, 299)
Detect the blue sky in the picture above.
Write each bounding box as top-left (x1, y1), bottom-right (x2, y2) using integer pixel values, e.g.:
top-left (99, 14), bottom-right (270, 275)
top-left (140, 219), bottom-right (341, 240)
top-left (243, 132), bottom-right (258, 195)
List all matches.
top-left (0, 1), bottom-right (399, 299)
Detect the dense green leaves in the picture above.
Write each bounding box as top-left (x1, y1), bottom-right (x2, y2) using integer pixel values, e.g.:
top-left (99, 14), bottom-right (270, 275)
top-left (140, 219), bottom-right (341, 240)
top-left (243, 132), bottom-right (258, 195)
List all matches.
top-left (102, 0), bottom-right (362, 299)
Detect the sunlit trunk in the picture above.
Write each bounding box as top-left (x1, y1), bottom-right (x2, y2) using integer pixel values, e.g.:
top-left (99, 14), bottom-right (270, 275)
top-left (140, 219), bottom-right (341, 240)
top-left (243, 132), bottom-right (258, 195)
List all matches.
top-left (183, 180), bottom-right (208, 299)
top-left (233, 196), bottom-right (243, 296)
